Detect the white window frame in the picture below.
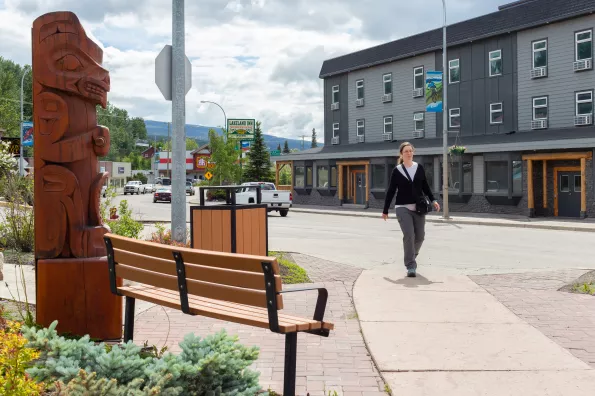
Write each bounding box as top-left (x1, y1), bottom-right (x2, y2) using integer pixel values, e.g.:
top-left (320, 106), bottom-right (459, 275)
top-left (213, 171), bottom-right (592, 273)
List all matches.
top-left (490, 102), bottom-right (503, 124)
top-left (575, 91), bottom-right (593, 116)
top-left (356, 79), bottom-right (364, 100)
top-left (383, 73), bottom-right (392, 95)
top-left (532, 40), bottom-right (547, 69)
top-left (332, 122), bottom-right (340, 137)
top-left (448, 59), bottom-right (460, 84)
top-left (489, 49), bottom-right (502, 77)
top-left (332, 85), bottom-right (339, 104)
top-left (449, 108), bottom-right (461, 128)
top-left (413, 67), bottom-right (424, 90)
top-left (532, 97), bottom-right (548, 120)
top-left (356, 119), bottom-right (365, 136)
top-left (383, 116), bottom-right (393, 134)
top-left (413, 112), bottom-right (425, 131)
top-left (575, 30), bottom-right (593, 61)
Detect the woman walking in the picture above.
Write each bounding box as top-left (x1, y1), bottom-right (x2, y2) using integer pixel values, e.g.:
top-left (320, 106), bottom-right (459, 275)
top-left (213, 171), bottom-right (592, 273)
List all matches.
top-left (382, 142), bottom-right (440, 277)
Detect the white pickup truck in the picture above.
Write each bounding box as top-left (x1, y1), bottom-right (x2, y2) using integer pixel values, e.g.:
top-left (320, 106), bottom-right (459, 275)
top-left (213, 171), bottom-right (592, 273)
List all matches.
top-left (124, 180), bottom-right (143, 195)
top-left (235, 182), bottom-right (292, 217)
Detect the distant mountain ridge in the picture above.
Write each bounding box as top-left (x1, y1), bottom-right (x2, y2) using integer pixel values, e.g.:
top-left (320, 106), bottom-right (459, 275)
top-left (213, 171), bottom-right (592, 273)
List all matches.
top-left (144, 120), bottom-right (318, 151)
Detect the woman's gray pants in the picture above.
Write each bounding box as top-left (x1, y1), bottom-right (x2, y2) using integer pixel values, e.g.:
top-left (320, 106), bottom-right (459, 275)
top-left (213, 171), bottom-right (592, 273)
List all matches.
top-left (395, 207), bottom-right (426, 270)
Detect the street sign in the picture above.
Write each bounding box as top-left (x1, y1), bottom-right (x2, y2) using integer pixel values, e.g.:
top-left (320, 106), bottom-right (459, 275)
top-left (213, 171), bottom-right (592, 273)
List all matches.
top-left (270, 150), bottom-right (281, 156)
top-left (155, 44), bottom-right (192, 101)
top-left (204, 171), bottom-right (213, 181)
top-left (227, 119), bottom-right (255, 141)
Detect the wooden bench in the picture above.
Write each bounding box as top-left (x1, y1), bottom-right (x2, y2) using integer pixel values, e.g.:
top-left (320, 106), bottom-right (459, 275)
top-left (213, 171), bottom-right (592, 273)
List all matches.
top-left (103, 233), bottom-right (334, 396)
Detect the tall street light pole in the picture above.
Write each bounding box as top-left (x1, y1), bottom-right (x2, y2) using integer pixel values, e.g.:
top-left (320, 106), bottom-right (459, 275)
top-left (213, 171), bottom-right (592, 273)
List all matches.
top-left (20, 66), bottom-right (30, 176)
top-left (441, 0), bottom-right (450, 219)
top-left (200, 100), bottom-right (227, 137)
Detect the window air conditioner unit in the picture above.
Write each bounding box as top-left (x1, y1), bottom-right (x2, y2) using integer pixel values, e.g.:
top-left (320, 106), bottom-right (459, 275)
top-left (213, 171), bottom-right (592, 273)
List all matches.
top-left (530, 67), bottom-right (547, 78)
top-left (531, 119), bottom-right (548, 129)
top-left (382, 93), bottom-right (392, 102)
top-left (332, 136), bottom-right (340, 145)
top-left (331, 102), bottom-right (339, 110)
top-left (574, 58), bottom-right (592, 71)
top-left (412, 88), bottom-right (424, 98)
top-left (357, 135), bottom-right (365, 143)
top-left (574, 114), bottom-right (593, 126)
top-left (413, 130), bottom-right (424, 139)
top-left (382, 133), bottom-right (393, 141)
top-left (356, 98), bottom-right (364, 107)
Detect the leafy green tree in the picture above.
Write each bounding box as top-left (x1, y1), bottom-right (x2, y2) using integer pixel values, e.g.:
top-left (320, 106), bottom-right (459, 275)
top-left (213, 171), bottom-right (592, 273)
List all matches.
top-left (162, 138), bottom-right (199, 151)
top-left (311, 128), bottom-right (318, 148)
top-left (282, 140), bottom-right (290, 154)
top-left (0, 58), bottom-right (32, 138)
top-left (130, 117), bottom-right (147, 140)
top-left (208, 129), bottom-right (241, 185)
top-left (243, 121), bottom-right (273, 182)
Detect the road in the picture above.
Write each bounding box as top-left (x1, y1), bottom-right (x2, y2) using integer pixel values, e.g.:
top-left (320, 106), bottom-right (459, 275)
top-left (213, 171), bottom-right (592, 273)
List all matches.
top-left (108, 193), bottom-right (595, 274)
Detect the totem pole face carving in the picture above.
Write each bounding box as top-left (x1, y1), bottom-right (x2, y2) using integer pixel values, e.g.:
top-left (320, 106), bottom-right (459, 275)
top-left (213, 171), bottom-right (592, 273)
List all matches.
top-left (33, 13), bottom-right (110, 108)
top-left (33, 12), bottom-right (112, 259)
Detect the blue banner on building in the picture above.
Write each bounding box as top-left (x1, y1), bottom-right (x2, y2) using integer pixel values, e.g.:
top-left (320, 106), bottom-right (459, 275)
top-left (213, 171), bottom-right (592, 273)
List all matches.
top-left (22, 121), bottom-right (33, 146)
top-left (425, 71), bottom-right (443, 113)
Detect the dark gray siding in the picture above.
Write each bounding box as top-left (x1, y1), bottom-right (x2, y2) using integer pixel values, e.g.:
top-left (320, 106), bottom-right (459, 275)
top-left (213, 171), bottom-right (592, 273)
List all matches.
top-left (436, 33), bottom-right (518, 137)
top-left (324, 75), bottom-right (349, 146)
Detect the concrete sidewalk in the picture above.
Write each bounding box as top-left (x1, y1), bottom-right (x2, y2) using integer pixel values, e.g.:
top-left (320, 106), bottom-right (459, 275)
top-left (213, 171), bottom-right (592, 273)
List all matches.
top-left (353, 265), bottom-right (595, 395)
top-left (291, 205), bottom-right (595, 232)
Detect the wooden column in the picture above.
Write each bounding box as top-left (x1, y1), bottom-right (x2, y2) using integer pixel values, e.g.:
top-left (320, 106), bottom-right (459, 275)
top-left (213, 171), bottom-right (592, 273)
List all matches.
top-left (527, 159), bottom-right (535, 217)
top-left (338, 165), bottom-right (343, 201)
top-left (365, 163), bottom-right (370, 207)
top-left (347, 166), bottom-right (351, 200)
top-left (581, 157), bottom-right (587, 218)
top-left (275, 163), bottom-right (280, 187)
top-left (542, 161), bottom-right (547, 209)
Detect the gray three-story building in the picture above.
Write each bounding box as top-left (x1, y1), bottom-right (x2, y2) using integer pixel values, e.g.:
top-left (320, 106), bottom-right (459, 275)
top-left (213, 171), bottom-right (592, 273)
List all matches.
top-left (280, 0), bottom-right (595, 218)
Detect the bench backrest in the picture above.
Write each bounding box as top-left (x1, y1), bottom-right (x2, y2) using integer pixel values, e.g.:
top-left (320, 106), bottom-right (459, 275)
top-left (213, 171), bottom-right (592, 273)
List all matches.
top-left (104, 233), bottom-right (284, 310)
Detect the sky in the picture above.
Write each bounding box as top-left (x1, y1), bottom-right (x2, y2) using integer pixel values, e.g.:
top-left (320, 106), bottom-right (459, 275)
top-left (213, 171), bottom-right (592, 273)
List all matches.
top-left (0, 0), bottom-right (504, 139)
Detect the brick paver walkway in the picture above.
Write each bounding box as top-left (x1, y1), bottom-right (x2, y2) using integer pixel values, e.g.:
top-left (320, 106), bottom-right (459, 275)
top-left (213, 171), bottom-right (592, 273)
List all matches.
top-left (470, 269), bottom-right (595, 367)
top-left (133, 254), bottom-right (385, 396)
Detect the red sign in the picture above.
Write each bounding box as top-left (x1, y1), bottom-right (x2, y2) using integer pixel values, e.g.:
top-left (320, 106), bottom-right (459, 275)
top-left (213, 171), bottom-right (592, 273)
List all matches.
top-left (194, 154), bottom-right (211, 170)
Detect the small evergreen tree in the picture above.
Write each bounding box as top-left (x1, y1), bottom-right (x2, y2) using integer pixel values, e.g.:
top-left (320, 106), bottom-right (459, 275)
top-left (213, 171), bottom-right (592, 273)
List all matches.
top-left (311, 128), bottom-right (318, 148)
top-left (243, 121), bottom-right (274, 182)
top-left (277, 143), bottom-right (281, 151)
top-left (282, 140), bottom-right (290, 154)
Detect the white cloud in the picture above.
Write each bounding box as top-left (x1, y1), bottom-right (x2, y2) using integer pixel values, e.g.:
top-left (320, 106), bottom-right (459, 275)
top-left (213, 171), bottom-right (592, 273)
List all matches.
top-left (1, 0), bottom-right (503, 139)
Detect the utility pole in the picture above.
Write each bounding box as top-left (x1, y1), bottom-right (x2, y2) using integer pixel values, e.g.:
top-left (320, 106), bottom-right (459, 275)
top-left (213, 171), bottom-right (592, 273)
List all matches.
top-left (298, 134), bottom-right (308, 151)
top-left (167, 122), bottom-right (171, 179)
top-left (171, 0), bottom-right (187, 243)
top-left (19, 66), bottom-right (30, 176)
top-left (441, 0), bottom-right (449, 219)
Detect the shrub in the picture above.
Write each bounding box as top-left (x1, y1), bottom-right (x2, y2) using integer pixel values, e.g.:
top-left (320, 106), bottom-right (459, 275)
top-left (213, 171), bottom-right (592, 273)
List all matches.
top-left (22, 321), bottom-right (263, 395)
top-left (0, 174), bottom-right (34, 252)
top-left (106, 200), bottom-right (144, 239)
top-left (0, 320), bottom-right (45, 395)
top-left (146, 223), bottom-right (190, 248)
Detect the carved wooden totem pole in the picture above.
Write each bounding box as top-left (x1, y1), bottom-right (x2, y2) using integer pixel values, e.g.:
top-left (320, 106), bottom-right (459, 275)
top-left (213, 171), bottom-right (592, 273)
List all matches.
top-left (33, 12), bottom-right (122, 339)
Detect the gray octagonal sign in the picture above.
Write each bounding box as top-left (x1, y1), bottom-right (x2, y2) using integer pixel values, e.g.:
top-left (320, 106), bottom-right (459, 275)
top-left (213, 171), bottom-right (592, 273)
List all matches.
top-left (155, 44), bottom-right (192, 101)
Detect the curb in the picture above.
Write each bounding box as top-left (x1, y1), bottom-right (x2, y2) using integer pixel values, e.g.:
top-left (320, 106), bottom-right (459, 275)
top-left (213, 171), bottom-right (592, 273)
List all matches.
top-left (290, 208), bottom-right (595, 233)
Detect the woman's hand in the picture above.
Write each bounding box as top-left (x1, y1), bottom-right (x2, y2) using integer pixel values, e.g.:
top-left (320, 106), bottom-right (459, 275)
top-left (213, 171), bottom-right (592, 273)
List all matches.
top-left (382, 213), bottom-right (389, 221)
top-left (433, 201), bottom-right (441, 212)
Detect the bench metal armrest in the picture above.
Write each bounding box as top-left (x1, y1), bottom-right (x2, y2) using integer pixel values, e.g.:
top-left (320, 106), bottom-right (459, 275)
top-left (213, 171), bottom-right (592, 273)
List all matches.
top-left (104, 236), bottom-right (122, 296)
top-left (280, 285), bottom-right (328, 323)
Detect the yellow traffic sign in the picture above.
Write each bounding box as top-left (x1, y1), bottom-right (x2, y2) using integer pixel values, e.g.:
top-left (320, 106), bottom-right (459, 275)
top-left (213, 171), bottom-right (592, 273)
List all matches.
top-left (204, 171), bottom-right (213, 180)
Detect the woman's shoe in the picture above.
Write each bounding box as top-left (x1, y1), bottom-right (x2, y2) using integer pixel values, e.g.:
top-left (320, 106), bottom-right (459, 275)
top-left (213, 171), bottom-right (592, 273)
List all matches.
top-left (407, 268), bottom-right (417, 278)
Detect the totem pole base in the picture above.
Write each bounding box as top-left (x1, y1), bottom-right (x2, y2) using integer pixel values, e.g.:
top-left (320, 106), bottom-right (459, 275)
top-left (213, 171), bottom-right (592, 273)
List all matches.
top-left (36, 257), bottom-right (122, 340)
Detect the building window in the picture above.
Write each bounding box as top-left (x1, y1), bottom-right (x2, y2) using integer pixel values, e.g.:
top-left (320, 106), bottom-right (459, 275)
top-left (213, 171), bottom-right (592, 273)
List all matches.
top-left (332, 85), bottom-right (339, 104)
top-left (576, 91), bottom-right (593, 116)
top-left (533, 97), bottom-right (548, 120)
top-left (424, 161), bottom-right (435, 192)
top-left (449, 59), bottom-right (460, 83)
top-left (413, 67), bottom-right (424, 90)
top-left (383, 73), bottom-right (392, 95)
top-left (414, 112), bottom-right (424, 131)
top-left (384, 116), bottom-right (393, 134)
top-left (575, 175), bottom-right (582, 192)
top-left (449, 108), bottom-right (461, 128)
top-left (306, 166), bottom-right (313, 187)
top-left (484, 157), bottom-right (522, 195)
top-left (295, 166), bottom-right (305, 188)
top-left (372, 164), bottom-right (386, 189)
top-left (356, 119), bottom-right (365, 136)
top-left (442, 158), bottom-right (472, 193)
top-left (333, 122), bottom-right (340, 137)
top-left (489, 49), bottom-right (502, 76)
top-left (490, 103), bottom-right (503, 124)
top-left (576, 30), bottom-right (593, 61)
top-left (330, 166), bottom-right (337, 187)
top-left (356, 80), bottom-right (364, 100)
top-left (532, 39), bottom-right (547, 69)
top-left (317, 166), bottom-right (329, 188)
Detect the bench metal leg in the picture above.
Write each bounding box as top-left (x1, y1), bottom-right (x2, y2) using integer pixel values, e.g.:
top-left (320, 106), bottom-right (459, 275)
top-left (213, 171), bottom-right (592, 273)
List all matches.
top-left (124, 296), bottom-right (135, 342)
top-left (283, 332), bottom-right (298, 396)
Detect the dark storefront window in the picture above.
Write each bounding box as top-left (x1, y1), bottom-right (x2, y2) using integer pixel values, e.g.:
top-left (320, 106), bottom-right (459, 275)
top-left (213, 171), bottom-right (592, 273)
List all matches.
top-left (330, 166), bottom-right (337, 187)
top-left (306, 166), bottom-right (313, 187)
top-left (372, 164), bottom-right (386, 189)
top-left (295, 166), bottom-right (305, 188)
top-left (424, 161), bottom-right (434, 192)
top-left (441, 158), bottom-right (472, 193)
top-left (317, 166), bottom-right (329, 188)
top-left (484, 155), bottom-right (523, 198)
top-left (486, 161), bottom-right (509, 192)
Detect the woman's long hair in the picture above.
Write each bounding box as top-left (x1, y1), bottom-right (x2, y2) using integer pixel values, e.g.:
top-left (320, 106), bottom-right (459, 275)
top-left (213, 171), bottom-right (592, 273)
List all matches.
top-left (397, 142), bottom-right (414, 165)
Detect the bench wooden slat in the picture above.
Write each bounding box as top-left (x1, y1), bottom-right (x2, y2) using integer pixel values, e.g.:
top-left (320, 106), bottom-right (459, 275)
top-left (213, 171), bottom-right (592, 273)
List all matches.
top-left (118, 285), bottom-right (298, 333)
top-left (115, 265), bottom-right (283, 309)
top-left (107, 233), bottom-right (279, 274)
top-left (113, 248), bottom-right (283, 291)
top-left (134, 285), bottom-right (321, 331)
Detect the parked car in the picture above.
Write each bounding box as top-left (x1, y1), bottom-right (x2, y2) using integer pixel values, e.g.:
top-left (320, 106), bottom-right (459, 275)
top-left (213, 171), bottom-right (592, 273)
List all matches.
top-left (101, 185), bottom-right (107, 198)
top-left (186, 181), bottom-right (195, 196)
top-left (153, 187), bottom-right (172, 203)
top-left (145, 184), bottom-right (154, 193)
top-left (124, 181), bottom-right (142, 195)
top-left (235, 182), bottom-right (292, 217)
